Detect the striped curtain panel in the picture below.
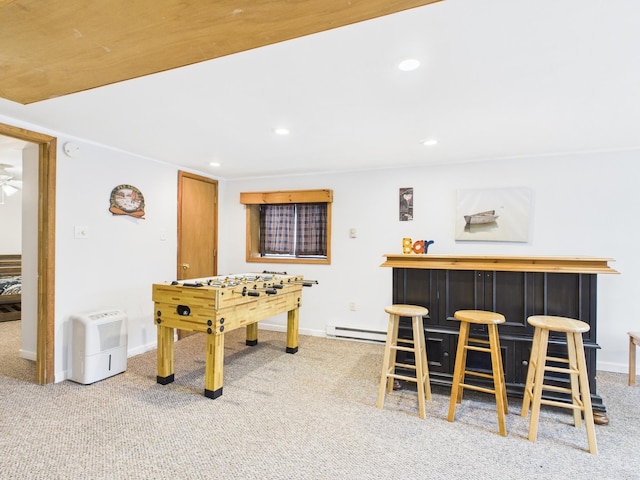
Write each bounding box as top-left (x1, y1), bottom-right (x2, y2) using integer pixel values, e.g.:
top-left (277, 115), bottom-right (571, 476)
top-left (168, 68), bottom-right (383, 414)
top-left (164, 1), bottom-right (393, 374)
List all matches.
top-left (296, 203), bottom-right (327, 256)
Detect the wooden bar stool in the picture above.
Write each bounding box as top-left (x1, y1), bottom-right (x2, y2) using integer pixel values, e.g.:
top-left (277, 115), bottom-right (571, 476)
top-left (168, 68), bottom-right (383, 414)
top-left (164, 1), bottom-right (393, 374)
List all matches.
top-left (447, 310), bottom-right (508, 436)
top-left (521, 315), bottom-right (597, 455)
top-left (377, 304), bottom-right (431, 419)
top-left (628, 332), bottom-right (640, 386)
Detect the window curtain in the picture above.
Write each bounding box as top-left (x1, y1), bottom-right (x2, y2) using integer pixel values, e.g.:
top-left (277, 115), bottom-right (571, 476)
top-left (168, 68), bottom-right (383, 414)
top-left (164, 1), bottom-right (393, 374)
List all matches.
top-left (260, 204), bottom-right (295, 255)
top-left (296, 203), bottom-right (327, 256)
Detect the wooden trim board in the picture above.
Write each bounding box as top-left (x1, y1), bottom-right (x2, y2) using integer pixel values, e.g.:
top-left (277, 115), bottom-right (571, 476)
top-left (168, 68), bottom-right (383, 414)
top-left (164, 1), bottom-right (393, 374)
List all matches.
top-left (381, 254), bottom-right (619, 274)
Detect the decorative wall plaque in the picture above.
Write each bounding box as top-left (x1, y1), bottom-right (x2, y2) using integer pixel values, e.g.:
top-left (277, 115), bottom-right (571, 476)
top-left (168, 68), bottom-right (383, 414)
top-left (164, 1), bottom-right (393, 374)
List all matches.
top-left (109, 184), bottom-right (145, 218)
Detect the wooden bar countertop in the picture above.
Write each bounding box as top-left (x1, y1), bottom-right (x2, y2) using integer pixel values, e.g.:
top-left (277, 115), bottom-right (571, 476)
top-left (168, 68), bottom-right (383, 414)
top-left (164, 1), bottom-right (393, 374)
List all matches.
top-left (380, 254), bottom-right (619, 275)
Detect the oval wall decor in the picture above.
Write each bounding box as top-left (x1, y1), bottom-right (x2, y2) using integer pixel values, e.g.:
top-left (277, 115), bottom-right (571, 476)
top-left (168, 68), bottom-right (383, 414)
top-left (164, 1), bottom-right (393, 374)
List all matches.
top-left (109, 184), bottom-right (145, 218)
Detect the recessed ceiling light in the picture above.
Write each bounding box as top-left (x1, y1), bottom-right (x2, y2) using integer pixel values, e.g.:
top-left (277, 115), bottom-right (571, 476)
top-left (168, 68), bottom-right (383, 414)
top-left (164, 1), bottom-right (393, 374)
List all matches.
top-left (422, 139), bottom-right (438, 146)
top-left (209, 161), bottom-right (221, 167)
top-left (274, 127), bottom-right (290, 135)
top-left (398, 59), bottom-right (421, 71)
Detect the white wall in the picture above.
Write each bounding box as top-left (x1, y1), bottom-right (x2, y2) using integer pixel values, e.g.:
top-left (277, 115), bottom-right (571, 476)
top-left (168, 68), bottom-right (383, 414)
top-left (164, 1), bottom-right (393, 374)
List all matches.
top-left (20, 144), bottom-right (39, 359)
top-left (53, 139), bottom-right (179, 379)
top-left (219, 151), bottom-right (638, 373)
top-left (0, 173), bottom-right (21, 254)
top-left (2, 111), bottom-right (637, 379)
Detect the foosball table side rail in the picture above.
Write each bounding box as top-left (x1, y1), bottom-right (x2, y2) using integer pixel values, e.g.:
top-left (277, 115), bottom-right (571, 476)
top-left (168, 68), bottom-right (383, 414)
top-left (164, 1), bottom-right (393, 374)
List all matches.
top-left (153, 290), bottom-right (302, 334)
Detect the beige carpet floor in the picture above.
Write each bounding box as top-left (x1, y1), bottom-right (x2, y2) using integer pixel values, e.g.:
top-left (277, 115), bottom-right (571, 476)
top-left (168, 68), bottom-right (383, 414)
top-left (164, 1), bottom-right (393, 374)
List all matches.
top-left (1, 320), bottom-right (639, 479)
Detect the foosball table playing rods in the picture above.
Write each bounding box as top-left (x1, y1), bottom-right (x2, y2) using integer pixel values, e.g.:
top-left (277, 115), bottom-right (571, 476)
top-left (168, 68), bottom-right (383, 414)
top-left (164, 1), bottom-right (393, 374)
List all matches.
top-left (171, 274), bottom-right (318, 290)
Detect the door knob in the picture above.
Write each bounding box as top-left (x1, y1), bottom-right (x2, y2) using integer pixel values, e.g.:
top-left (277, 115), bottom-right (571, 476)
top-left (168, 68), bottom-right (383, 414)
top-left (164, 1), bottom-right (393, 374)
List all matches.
top-left (181, 263), bottom-right (189, 270)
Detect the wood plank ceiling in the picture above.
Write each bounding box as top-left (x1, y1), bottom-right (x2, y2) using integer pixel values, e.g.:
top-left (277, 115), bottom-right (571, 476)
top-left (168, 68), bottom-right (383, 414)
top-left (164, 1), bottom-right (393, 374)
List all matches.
top-left (0, 0), bottom-right (442, 104)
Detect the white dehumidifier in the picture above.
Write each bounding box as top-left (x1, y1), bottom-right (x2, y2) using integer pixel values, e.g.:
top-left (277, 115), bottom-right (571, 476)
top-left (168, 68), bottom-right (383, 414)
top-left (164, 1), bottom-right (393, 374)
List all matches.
top-left (70, 309), bottom-right (128, 384)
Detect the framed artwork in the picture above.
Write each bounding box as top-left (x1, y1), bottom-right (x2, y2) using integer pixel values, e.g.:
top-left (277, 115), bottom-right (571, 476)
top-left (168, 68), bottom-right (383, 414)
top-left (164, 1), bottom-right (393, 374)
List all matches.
top-left (399, 187), bottom-right (413, 221)
top-left (455, 187), bottom-right (531, 242)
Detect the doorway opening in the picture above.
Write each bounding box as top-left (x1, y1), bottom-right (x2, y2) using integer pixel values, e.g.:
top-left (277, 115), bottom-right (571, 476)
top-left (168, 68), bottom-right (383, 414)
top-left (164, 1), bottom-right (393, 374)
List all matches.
top-left (0, 122), bottom-right (56, 384)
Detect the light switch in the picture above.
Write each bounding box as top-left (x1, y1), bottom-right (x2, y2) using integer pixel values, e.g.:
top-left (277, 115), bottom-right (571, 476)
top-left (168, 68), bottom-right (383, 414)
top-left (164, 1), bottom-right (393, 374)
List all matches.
top-left (74, 226), bottom-right (89, 239)
top-left (349, 228), bottom-right (357, 238)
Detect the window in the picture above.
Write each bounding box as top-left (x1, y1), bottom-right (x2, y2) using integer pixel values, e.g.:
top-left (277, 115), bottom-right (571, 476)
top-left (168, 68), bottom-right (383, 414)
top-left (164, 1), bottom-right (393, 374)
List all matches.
top-left (240, 189), bottom-right (332, 264)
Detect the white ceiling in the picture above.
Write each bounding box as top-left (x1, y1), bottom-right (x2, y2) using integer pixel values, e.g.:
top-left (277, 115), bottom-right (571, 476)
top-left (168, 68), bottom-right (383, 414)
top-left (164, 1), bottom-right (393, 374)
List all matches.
top-left (1, 0), bottom-right (639, 180)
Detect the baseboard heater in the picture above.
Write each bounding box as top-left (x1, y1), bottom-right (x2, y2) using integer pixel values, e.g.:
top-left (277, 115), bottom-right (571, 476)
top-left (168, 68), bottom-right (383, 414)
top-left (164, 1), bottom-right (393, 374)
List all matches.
top-left (326, 325), bottom-right (386, 343)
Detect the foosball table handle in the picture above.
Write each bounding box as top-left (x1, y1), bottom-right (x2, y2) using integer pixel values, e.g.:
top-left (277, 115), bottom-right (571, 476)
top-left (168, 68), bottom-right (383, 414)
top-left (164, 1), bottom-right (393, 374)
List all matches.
top-left (240, 286), bottom-right (260, 297)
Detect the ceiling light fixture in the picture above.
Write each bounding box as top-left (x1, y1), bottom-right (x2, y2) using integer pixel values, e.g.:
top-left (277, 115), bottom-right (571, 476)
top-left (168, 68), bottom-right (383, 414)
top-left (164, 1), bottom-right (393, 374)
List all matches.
top-left (0, 184), bottom-right (19, 205)
top-left (398, 59), bottom-right (421, 71)
top-left (2, 184), bottom-right (19, 197)
top-left (274, 127), bottom-right (290, 136)
top-left (422, 139), bottom-right (438, 146)
top-left (0, 164), bottom-right (22, 204)
top-left (209, 161), bottom-right (221, 167)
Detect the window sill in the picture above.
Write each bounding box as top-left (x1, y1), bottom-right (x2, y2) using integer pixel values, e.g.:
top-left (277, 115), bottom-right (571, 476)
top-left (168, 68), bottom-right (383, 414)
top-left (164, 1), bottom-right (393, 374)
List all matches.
top-left (246, 256), bottom-right (330, 265)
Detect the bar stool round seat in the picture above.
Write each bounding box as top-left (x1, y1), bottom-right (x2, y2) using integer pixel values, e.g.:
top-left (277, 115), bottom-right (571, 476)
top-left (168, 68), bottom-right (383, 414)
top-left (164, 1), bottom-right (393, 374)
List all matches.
top-left (453, 309), bottom-right (507, 326)
top-left (377, 304), bottom-right (431, 418)
top-left (521, 315), bottom-right (597, 455)
top-left (384, 304), bottom-right (429, 319)
top-left (448, 309), bottom-right (508, 436)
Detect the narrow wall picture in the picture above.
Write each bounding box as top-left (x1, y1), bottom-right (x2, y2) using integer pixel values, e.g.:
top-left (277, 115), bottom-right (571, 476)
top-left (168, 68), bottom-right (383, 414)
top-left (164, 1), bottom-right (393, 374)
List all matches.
top-left (399, 187), bottom-right (413, 221)
top-left (455, 187), bottom-right (531, 242)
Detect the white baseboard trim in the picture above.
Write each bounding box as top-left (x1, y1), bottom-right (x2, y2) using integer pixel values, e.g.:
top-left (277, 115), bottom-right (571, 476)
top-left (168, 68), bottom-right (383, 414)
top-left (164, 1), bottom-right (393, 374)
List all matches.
top-left (596, 361), bottom-right (629, 374)
top-left (127, 341), bottom-right (161, 358)
top-left (19, 348), bottom-right (36, 361)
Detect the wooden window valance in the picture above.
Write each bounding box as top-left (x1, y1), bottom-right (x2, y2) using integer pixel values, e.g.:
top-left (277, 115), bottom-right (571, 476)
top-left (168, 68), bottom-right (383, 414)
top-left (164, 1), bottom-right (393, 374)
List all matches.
top-left (240, 189), bottom-right (333, 205)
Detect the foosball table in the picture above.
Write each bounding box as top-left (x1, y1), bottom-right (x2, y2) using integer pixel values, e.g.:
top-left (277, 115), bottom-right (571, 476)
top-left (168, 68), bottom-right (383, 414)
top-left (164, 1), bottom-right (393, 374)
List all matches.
top-left (152, 272), bottom-right (315, 399)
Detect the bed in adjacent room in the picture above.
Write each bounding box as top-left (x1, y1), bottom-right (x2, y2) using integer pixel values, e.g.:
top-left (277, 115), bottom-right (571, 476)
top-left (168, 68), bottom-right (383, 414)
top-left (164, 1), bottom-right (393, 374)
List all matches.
top-left (0, 255), bottom-right (21, 322)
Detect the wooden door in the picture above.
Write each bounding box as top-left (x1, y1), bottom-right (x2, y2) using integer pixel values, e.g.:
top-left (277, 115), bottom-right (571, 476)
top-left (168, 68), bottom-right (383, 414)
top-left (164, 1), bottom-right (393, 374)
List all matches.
top-left (177, 171), bottom-right (218, 280)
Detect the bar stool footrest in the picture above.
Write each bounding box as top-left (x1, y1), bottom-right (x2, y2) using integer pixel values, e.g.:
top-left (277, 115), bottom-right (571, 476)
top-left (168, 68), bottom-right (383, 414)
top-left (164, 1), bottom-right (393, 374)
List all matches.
top-left (463, 370), bottom-right (494, 380)
top-left (459, 383), bottom-right (497, 395)
top-left (540, 398), bottom-right (584, 410)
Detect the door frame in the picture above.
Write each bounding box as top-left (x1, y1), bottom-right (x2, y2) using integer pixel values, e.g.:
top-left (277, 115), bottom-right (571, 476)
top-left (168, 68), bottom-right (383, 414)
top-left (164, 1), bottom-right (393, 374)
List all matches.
top-left (0, 122), bottom-right (56, 384)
